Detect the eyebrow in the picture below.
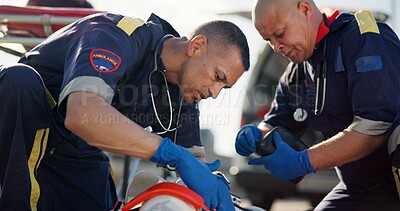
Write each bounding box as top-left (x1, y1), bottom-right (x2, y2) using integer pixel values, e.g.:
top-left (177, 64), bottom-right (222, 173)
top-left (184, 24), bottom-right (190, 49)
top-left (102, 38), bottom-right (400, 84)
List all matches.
top-left (264, 33), bottom-right (277, 42)
top-left (259, 28), bottom-right (273, 41)
top-left (264, 26), bottom-right (284, 41)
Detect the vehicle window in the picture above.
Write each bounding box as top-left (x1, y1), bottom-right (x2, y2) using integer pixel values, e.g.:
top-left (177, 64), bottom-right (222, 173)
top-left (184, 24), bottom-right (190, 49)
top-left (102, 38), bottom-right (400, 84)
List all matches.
top-left (243, 46), bottom-right (289, 124)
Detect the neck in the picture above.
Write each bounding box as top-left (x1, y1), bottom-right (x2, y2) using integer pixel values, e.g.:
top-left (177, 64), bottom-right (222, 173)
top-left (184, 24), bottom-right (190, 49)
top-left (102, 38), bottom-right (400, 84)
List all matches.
top-left (315, 9), bottom-right (340, 44)
top-left (160, 38), bottom-right (188, 84)
top-left (310, 11), bottom-right (324, 45)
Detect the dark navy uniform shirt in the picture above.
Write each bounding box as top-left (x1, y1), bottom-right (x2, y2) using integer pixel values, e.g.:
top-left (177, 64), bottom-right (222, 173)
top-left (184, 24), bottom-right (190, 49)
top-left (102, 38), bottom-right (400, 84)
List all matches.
top-left (263, 11), bottom-right (400, 189)
top-left (19, 12), bottom-right (202, 154)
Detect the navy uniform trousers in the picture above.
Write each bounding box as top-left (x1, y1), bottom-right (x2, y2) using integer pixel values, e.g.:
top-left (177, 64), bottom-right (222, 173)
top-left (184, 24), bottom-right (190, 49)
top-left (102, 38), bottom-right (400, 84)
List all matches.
top-left (0, 64), bottom-right (117, 211)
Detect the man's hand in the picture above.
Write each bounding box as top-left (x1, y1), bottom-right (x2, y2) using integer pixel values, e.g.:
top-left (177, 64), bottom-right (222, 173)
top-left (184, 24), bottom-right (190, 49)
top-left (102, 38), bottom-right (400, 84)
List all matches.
top-left (150, 138), bottom-right (234, 210)
top-left (235, 124), bottom-right (262, 156)
top-left (248, 132), bottom-right (316, 180)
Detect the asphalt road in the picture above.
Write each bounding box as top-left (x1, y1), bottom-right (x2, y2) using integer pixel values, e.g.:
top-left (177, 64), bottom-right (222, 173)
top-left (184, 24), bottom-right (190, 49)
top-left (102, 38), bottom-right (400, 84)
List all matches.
top-left (270, 199), bottom-right (313, 211)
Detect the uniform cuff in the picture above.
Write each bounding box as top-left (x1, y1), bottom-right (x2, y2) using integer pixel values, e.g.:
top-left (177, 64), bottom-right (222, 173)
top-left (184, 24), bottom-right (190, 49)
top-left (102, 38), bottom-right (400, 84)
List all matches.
top-left (347, 115), bottom-right (391, 135)
top-left (186, 145), bottom-right (206, 159)
top-left (59, 76), bottom-right (115, 106)
top-left (258, 122), bottom-right (275, 131)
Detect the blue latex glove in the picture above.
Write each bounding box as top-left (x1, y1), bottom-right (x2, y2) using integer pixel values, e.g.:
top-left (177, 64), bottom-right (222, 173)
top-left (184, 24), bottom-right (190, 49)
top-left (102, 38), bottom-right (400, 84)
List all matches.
top-left (150, 138), bottom-right (234, 210)
top-left (235, 124), bottom-right (262, 156)
top-left (248, 132), bottom-right (316, 180)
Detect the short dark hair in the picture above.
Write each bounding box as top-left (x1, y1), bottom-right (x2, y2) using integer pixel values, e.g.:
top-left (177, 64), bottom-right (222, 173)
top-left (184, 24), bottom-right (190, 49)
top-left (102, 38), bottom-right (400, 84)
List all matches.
top-left (189, 20), bottom-right (250, 71)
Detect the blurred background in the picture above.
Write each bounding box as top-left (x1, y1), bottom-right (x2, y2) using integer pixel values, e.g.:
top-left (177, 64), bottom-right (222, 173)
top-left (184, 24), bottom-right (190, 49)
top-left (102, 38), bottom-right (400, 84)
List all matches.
top-left (1, 0), bottom-right (399, 210)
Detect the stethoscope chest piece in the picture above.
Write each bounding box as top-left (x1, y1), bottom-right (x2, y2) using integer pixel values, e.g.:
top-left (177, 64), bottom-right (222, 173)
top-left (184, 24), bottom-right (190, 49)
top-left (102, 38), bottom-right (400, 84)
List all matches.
top-left (293, 107), bottom-right (308, 122)
top-left (292, 62), bottom-right (308, 122)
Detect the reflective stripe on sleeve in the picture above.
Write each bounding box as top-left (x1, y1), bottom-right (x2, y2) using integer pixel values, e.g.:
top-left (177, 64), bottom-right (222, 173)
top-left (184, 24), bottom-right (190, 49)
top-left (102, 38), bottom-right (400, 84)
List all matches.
top-left (186, 145), bottom-right (206, 159)
top-left (347, 115), bottom-right (391, 135)
top-left (58, 76), bottom-right (114, 105)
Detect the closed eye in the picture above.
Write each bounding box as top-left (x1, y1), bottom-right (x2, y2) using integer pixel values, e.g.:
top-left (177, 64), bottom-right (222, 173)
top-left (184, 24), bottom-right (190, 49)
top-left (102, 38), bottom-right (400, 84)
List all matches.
top-left (215, 69), bottom-right (230, 88)
top-left (276, 32), bottom-right (284, 39)
top-left (215, 72), bottom-right (223, 81)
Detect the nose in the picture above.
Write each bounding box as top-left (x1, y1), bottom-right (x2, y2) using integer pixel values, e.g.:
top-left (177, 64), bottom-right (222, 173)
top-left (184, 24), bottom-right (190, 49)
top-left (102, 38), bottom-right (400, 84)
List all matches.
top-left (209, 83), bottom-right (224, 99)
top-left (269, 39), bottom-right (284, 53)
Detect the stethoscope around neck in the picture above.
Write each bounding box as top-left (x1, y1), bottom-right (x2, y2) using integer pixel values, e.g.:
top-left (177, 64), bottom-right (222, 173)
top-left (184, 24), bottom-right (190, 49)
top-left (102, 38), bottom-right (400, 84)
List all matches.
top-left (148, 34), bottom-right (183, 135)
top-left (293, 38), bottom-right (327, 122)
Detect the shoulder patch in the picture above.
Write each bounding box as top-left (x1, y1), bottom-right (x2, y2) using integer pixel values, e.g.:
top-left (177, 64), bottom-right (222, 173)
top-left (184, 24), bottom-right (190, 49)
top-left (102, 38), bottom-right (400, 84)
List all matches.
top-left (355, 10), bottom-right (380, 34)
top-left (355, 55), bottom-right (382, 73)
top-left (116, 16), bottom-right (145, 36)
top-left (90, 48), bottom-right (121, 73)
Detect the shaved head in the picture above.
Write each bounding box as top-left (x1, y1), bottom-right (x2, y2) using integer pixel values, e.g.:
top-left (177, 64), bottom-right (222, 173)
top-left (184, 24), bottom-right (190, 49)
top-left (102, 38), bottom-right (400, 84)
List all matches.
top-left (253, 0), bottom-right (299, 31)
top-left (189, 20), bottom-right (250, 71)
top-left (252, 0), bottom-right (323, 63)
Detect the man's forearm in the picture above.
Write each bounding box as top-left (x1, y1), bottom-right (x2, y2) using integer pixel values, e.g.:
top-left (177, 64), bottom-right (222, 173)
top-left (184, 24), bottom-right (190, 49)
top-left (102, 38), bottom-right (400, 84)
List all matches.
top-left (65, 91), bottom-right (162, 159)
top-left (307, 129), bottom-right (388, 170)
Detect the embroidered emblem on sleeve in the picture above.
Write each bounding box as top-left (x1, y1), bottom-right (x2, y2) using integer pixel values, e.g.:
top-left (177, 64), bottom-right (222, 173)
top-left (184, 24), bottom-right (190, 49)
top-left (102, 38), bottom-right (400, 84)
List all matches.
top-left (90, 48), bottom-right (121, 73)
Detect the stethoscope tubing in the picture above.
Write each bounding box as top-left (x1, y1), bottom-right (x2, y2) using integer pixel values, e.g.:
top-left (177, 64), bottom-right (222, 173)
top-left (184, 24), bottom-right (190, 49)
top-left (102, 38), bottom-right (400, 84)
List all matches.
top-left (148, 34), bottom-right (181, 135)
top-left (294, 38), bottom-right (327, 121)
top-left (314, 38), bottom-right (328, 116)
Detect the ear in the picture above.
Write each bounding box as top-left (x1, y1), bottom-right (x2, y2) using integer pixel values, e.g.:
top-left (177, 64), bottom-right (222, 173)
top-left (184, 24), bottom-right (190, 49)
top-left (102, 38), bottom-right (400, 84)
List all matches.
top-left (187, 35), bottom-right (207, 56)
top-left (297, 0), bottom-right (312, 18)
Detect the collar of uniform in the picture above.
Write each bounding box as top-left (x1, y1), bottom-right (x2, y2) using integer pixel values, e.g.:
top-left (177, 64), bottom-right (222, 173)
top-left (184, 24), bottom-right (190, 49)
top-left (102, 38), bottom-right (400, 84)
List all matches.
top-left (150, 13), bottom-right (180, 37)
top-left (315, 9), bottom-right (340, 45)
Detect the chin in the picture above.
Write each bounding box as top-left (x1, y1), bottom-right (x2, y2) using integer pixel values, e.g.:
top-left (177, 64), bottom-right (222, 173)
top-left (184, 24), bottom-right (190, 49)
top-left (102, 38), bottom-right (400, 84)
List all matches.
top-left (290, 56), bottom-right (306, 64)
top-left (291, 59), bottom-right (303, 64)
top-left (287, 53), bottom-right (308, 64)
top-left (183, 95), bottom-right (195, 103)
